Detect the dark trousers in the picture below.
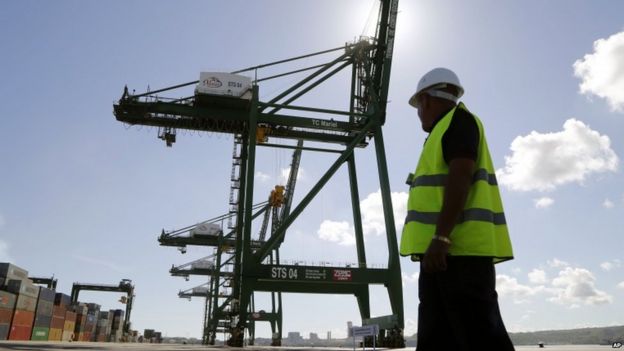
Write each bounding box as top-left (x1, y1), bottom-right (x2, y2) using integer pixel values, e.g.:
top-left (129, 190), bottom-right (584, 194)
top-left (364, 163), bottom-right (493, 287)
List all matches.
top-left (416, 256), bottom-right (515, 351)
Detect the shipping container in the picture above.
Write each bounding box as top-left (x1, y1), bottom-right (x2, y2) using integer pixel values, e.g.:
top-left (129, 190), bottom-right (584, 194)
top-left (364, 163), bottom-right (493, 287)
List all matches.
top-left (36, 300), bottom-right (54, 316)
top-left (0, 308), bottom-right (13, 325)
top-left (0, 291), bottom-right (16, 310)
top-left (48, 327), bottom-right (62, 341)
top-left (0, 324), bottom-right (9, 340)
top-left (70, 303), bottom-right (87, 315)
top-left (61, 329), bottom-right (73, 341)
top-left (9, 324), bottom-right (32, 340)
top-left (33, 314), bottom-right (51, 328)
top-left (12, 310), bottom-right (35, 327)
top-left (31, 326), bottom-right (49, 341)
top-left (50, 316), bottom-right (64, 329)
top-left (35, 300), bottom-right (53, 317)
top-left (63, 320), bottom-right (75, 332)
top-left (15, 294), bottom-right (37, 312)
top-left (52, 305), bottom-right (65, 318)
top-left (64, 310), bottom-right (76, 323)
top-left (54, 293), bottom-right (71, 307)
top-left (0, 263), bottom-right (29, 281)
top-left (37, 287), bottom-right (55, 302)
top-left (6, 280), bottom-right (39, 298)
top-left (86, 302), bottom-right (100, 311)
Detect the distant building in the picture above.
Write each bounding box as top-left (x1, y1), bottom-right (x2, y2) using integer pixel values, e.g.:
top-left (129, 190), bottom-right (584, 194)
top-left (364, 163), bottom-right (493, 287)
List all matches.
top-left (287, 332), bottom-right (303, 342)
top-left (310, 332), bottom-right (319, 340)
top-left (327, 331), bottom-right (331, 340)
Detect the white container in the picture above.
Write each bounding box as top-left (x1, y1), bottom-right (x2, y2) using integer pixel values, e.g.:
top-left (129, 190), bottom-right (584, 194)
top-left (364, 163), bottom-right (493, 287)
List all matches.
top-left (191, 260), bottom-right (214, 269)
top-left (195, 72), bottom-right (252, 98)
top-left (192, 287), bottom-right (209, 294)
top-left (191, 222), bottom-right (221, 237)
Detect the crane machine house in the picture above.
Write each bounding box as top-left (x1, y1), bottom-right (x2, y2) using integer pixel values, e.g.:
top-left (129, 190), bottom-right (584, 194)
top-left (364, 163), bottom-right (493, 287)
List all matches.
top-left (195, 72), bottom-right (252, 99)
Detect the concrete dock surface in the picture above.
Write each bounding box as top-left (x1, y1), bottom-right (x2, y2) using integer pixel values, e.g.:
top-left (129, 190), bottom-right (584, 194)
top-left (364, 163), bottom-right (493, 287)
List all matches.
top-left (0, 342), bottom-right (618, 351)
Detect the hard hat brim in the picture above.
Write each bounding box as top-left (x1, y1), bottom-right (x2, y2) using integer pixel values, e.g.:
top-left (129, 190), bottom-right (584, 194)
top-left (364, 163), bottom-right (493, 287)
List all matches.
top-left (408, 92), bottom-right (420, 108)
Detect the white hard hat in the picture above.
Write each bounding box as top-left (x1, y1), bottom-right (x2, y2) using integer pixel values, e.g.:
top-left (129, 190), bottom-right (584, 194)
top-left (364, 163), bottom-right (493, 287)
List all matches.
top-left (408, 67), bottom-right (464, 108)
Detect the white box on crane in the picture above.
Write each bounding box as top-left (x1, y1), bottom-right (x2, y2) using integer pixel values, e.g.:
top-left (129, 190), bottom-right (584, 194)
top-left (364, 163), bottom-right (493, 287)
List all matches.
top-left (191, 222), bottom-right (221, 237)
top-left (195, 72), bottom-right (252, 98)
top-left (191, 260), bottom-right (214, 269)
top-left (192, 287), bottom-right (209, 294)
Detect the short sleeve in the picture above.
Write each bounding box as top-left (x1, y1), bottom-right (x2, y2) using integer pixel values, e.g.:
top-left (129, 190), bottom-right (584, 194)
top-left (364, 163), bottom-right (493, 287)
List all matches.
top-left (442, 108), bottom-right (479, 164)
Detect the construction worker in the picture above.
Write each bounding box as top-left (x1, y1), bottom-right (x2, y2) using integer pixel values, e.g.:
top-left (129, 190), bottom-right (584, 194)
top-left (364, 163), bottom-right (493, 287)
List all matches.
top-left (400, 68), bottom-right (515, 350)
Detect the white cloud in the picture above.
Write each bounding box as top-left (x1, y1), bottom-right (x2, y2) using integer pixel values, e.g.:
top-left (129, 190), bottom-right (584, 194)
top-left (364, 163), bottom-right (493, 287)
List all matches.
top-left (497, 119), bottom-right (618, 192)
top-left (617, 281), bottom-right (624, 290)
top-left (317, 220), bottom-right (355, 246)
top-left (549, 267), bottom-right (612, 306)
top-left (497, 274), bottom-right (544, 304)
top-left (402, 271), bottom-right (419, 285)
top-left (534, 197), bottom-right (554, 209)
top-left (360, 190), bottom-right (408, 236)
top-left (547, 258), bottom-right (570, 268)
top-left (603, 199), bottom-right (615, 209)
top-left (255, 171), bottom-right (271, 183)
top-left (512, 267), bottom-right (522, 275)
top-left (573, 31), bottom-right (624, 112)
top-left (600, 259), bottom-right (621, 271)
top-left (404, 318), bottom-right (418, 337)
top-left (600, 262), bottom-right (613, 271)
top-left (317, 190), bottom-right (408, 245)
top-left (528, 269), bottom-right (547, 284)
top-left (280, 167), bottom-right (305, 184)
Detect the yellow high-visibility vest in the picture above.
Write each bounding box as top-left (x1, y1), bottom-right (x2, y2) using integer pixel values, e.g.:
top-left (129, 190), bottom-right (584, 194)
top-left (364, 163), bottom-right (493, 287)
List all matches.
top-left (400, 103), bottom-right (513, 263)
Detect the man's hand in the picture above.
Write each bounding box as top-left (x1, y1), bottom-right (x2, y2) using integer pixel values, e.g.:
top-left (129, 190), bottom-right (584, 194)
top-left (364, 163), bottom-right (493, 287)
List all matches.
top-left (422, 239), bottom-right (450, 273)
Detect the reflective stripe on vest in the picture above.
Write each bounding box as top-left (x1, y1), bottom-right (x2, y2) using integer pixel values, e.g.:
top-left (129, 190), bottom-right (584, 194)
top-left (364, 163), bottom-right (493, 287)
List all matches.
top-left (399, 102), bottom-right (513, 263)
top-left (410, 168), bottom-right (498, 187)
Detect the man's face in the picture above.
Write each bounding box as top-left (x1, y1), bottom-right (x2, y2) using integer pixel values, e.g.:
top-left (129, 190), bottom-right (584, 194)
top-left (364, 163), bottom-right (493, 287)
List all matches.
top-left (416, 94), bottom-right (432, 132)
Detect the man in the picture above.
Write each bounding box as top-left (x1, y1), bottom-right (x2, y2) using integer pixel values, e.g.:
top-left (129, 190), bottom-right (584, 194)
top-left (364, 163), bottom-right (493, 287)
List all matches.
top-left (400, 67), bottom-right (515, 350)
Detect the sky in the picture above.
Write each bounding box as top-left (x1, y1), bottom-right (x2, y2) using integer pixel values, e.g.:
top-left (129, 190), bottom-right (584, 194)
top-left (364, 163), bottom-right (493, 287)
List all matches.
top-left (1, 0), bottom-right (624, 341)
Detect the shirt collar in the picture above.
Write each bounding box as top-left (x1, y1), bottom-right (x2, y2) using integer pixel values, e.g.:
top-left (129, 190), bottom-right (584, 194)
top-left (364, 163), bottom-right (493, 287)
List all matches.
top-left (428, 105), bottom-right (456, 134)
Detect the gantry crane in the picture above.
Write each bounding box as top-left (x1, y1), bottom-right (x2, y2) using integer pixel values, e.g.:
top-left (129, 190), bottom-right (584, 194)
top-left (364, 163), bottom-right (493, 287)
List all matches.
top-left (29, 276), bottom-right (58, 290)
top-left (114, 0), bottom-right (403, 347)
top-left (70, 279), bottom-right (135, 336)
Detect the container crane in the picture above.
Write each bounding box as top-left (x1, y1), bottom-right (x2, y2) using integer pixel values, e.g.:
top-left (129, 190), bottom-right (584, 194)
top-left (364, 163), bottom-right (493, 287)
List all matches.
top-left (70, 279), bottom-right (135, 336)
top-left (29, 276), bottom-right (58, 290)
top-left (113, 0), bottom-right (403, 347)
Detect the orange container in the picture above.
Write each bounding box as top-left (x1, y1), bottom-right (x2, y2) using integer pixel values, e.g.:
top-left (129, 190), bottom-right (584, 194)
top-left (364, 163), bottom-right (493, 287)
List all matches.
top-left (64, 311), bottom-right (76, 323)
top-left (11, 310), bottom-right (34, 327)
top-left (50, 316), bottom-right (64, 329)
top-left (0, 308), bottom-right (13, 325)
top-left (8, 325), bottom-right (32, 340)
top-left (52, 305), bottom-right (66, 318)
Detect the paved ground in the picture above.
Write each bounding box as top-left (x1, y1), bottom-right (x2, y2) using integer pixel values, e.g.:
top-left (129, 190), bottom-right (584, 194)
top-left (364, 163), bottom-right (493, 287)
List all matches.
top-left (0, 342), bottom-right (616, 351)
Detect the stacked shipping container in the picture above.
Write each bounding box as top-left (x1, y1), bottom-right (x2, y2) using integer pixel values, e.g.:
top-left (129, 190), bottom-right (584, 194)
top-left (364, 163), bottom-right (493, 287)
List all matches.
top-left (0, 290), bottom-right (16, 339)
top-left (48, 293), bottom-right (69, 341)
top-left (31, 287), bottom-right (55, 340)
top-left (72, 303), bottom-right (88, 341)
top-left (109, 309), bottom-right (124, 342)
top-left (63, 310), bottom-right (76, 341)
top-left (1, 263), bottom-right (140, 344)
top-left (5, 267), bottom-right (40, 340)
